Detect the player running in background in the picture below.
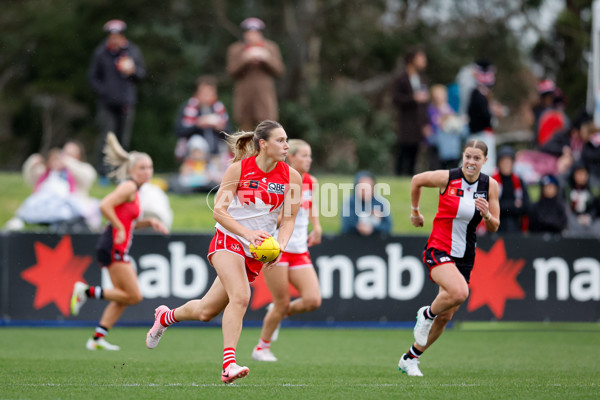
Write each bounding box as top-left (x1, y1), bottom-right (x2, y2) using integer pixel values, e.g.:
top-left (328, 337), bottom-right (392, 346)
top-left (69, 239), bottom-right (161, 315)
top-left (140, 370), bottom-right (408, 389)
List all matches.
top-left (70, 133), bottom-right (168, 350)
top-left (145, 120), bottom-right (302, 384)
top-left (252, 139), bottom-right (322, 362)
top-left (398, 139), bottom-right (500, 376)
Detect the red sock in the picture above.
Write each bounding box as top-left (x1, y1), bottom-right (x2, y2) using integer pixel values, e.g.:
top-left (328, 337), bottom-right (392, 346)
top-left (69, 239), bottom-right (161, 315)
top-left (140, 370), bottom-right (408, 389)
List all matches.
top-left (160, 308), bottom-right (178, 327)
top-left (223, 347), bottom-right (236, 370)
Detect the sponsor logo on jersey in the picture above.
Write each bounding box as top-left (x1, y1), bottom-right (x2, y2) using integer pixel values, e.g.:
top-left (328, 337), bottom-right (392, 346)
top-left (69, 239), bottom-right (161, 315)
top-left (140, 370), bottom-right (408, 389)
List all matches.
top-left (244, 171), bottom-right (256, 177)
top-left (474, 191), bottom-right (488, 199)
top-left (449, 187), bottom-right (464, 197)
top-left (262, 177), bottom-right (267, 183)
top-left (267, 182), bottom-right (286, 194)
top-left (241, 180), bottom-right (260, 189)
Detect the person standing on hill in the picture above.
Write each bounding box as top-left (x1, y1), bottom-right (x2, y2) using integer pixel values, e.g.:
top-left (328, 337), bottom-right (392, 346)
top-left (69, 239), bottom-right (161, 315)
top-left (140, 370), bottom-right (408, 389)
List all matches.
top-left (88, 19), bottom-right (146, 179)
top-left (226, 18), bottom-right (285, 131)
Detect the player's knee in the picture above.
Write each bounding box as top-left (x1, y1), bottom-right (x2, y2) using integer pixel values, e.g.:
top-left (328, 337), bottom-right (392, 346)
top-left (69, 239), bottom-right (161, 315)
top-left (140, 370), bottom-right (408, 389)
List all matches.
top-left (273, 297), bottom-right (291, 312)
top-left (229, 292), bottom-right (250, 310)
top-left (126, 292), bottom-right (143, 305)
top-left (303, 294), bottom-right (321, 311)
top-left (448, 286), bottom-right (469, 305)
top-left (197, 309), bottom-right (217, 322)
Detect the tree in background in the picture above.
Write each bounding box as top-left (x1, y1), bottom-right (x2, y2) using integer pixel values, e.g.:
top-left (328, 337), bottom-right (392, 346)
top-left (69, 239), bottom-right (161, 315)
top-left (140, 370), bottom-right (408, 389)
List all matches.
top-left (0, 0), bottom-right (581, 174)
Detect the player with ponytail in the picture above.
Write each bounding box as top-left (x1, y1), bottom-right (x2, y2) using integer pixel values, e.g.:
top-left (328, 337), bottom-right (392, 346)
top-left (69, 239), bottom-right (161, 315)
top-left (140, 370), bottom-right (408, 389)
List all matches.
top-left (70, 133), bottom-right (168, 350)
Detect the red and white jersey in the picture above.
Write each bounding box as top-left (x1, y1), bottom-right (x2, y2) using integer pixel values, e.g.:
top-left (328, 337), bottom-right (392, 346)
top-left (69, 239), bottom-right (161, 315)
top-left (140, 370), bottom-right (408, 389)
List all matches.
top-left (215, 156), bottom-right (290, 257)
top-left (279, 172), bottom-right (314, 254)
top-left (427, 168), bottom-right (490, 260)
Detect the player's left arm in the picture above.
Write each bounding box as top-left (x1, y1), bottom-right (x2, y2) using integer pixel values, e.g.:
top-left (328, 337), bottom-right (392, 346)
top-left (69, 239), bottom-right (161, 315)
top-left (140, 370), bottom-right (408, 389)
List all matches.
top-left (476, 178), bottom-right (500, 232)
top-left (307, 175), bottom-right (322, 247)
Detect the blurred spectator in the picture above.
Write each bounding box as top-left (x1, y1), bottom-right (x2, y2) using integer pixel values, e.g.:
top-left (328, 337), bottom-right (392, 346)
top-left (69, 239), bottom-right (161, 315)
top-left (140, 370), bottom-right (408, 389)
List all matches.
top-left (226, 17), bottom-right (285, 131)
top-left (536, 88), bottom-right (568, 147)
top-left (467, 59), bottom-right (507, 175)
top-left (169, 135), bottom-right (220, 193)
top-left (529, 175), bottom-right (567, 234)
top-left (566, 161), bottom-right (600, 236)
top-left (427, 84), bottom-right (467, 169)
top-left (173, 75), bottom-right (230, 162)
top-left (531, 79), bottom-right (556, 139)
top-left (392, 46), bottom-right (430, 175)
top-left (540, 110), bottom-right (594, 179)
top-left (341, 171), bottom-right (392, 237)
top-left (6, 141), bottom-right (101, 232)
top-left (88, 19), bottom-right (146, 179)
top-left (139, 183), bottom-right (174, 231)
top-left (492, 146), bottom-right (530, 233)
top-left (7, 148), bottom-right (89, 231)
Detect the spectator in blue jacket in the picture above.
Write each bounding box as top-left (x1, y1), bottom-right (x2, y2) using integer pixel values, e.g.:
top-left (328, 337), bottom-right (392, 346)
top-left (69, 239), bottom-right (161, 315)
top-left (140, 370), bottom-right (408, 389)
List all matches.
top-left (88, 19), bottom-right (146, 178)
top-left (341, 171), bottom-right (392, 237)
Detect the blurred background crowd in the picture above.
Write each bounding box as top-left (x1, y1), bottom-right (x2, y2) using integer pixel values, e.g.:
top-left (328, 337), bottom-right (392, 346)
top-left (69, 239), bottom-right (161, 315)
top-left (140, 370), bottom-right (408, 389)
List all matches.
top-left (1, 0), bottom-right (600, 238)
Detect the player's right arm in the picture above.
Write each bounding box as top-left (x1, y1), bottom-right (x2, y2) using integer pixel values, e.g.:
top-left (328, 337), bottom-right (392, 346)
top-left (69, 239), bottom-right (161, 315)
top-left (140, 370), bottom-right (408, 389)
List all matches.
top-left (99, 180), bottom-right (137, 244)
top-left (409, 170), bottom-right (449, 228)
top-left (213, 161), bottom-right (270, 246)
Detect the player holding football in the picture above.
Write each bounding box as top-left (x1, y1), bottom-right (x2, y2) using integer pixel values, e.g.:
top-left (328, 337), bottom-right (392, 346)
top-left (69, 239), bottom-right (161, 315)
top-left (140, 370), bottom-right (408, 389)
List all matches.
top-left (70, 133), bottom-right (168, 350)
top-left (145, 120), bottom-right (302, 384)
top-left (252, 139), bottom-right (322, 362)
top-left (398, 139), bottom-right (500, 377)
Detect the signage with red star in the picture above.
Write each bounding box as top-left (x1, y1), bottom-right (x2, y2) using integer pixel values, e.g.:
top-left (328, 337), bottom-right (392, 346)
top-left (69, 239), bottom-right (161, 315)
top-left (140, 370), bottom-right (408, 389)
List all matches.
top-left (20, 235), bottom-right (92, 316)
top-left (467, 239), bottom-right (526, 319)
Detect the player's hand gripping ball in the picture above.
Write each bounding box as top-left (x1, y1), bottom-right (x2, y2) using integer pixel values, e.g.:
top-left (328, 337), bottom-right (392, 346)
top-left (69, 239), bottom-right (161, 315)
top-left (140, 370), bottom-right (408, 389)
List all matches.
top-left (249, 236), bottom-right (281, 263)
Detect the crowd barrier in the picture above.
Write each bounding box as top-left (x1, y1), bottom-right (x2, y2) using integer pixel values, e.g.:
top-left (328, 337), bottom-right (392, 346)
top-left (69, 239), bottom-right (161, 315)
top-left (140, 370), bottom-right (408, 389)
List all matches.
top-left (1, 232), bottom-right (598, 326)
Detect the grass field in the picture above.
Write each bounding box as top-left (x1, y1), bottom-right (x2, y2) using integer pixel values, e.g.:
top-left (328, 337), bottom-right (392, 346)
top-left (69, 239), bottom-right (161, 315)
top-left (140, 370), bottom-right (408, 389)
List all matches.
top-left (0, 172), bottom-right (443, 234)
top-left (1, 323), bottom-right (598, 399)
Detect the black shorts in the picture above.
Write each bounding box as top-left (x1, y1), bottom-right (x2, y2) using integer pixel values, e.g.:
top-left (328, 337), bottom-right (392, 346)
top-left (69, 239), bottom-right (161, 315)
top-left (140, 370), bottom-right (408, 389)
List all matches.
top-left (422, 247), bottom-right (474, 284)
top-left (96, 226), bottom-right (131, 267)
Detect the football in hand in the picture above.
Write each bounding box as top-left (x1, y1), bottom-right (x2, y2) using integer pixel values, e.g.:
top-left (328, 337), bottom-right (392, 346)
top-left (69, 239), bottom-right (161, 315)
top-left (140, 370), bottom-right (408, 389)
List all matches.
top-left (249, 236), bottom-right (281, 263)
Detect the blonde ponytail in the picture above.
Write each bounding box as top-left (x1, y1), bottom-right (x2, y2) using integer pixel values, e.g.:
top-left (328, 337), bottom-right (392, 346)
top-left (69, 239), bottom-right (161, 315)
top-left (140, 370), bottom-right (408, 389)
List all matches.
top-left (103, 132), bottom-right (150, 181)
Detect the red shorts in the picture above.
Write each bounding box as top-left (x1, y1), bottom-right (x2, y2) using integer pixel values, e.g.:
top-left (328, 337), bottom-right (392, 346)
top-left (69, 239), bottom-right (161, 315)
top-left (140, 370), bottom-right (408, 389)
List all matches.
top-left (208, 229), bottom-right (263, 283)
top-left (278, 251), bottom-right (313, 270)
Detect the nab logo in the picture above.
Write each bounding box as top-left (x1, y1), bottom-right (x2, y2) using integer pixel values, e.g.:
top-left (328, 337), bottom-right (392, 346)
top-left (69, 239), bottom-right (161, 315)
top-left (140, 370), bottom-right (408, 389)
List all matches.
top-left (230, 243), bottom-right (241, 252)
top-left (474, 191), bottom-right (488, 199)
top-left (267, 182), bottom-right (285, 195)
top-left (449, 188), bottom-right (464, 197)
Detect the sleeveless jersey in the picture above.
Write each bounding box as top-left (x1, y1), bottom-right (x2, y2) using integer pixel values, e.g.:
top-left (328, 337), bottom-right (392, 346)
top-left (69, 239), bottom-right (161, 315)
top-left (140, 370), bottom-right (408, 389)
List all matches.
top-left (279, 172), bottom-right (313, 254)
top-left (215, 156), bottom-right (290, 257)
top-left (112, 189), bottom-right (141, 252)
top-left (427, 168), bottom-right (489, 260)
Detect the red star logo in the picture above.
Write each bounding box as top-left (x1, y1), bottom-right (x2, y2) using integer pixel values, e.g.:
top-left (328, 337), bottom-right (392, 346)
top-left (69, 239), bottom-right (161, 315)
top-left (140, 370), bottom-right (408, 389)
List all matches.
top-left (20, 236), bottom-right (92, 316)
top-left (250, 271), bottom-right (300, 310)
top-left (467, 239), bottom-right (525, 319)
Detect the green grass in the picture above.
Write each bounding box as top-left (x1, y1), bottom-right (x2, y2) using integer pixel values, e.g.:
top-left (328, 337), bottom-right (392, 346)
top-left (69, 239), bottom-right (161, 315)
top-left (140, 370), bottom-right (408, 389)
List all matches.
top-left (0, 172), bottom-right (442, 234)
top-left (0, 324), bottom-right (598, 399)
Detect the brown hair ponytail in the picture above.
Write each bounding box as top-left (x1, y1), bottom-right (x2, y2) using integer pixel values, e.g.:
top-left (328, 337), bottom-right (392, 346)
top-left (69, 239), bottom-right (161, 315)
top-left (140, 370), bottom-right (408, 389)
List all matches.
top-left (225, 120), bottom-right (283, 162)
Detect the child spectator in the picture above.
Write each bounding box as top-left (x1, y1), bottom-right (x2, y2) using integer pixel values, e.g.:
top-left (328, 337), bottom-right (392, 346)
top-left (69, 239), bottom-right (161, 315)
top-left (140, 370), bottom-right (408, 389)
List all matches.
top-left (174, 75), bottom-right (230, 162)
top-left (529, 175), bottom-right (567, 234)
top-left (566, 161), bottom-right (600, 236)
top-left (492, 146), bottom-right (530, 233)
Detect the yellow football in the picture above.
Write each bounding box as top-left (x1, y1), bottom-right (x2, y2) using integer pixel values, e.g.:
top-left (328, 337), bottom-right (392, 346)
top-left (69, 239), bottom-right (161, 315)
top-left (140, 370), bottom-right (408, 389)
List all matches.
top-left (249, 236), bottom-right (281, 263)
